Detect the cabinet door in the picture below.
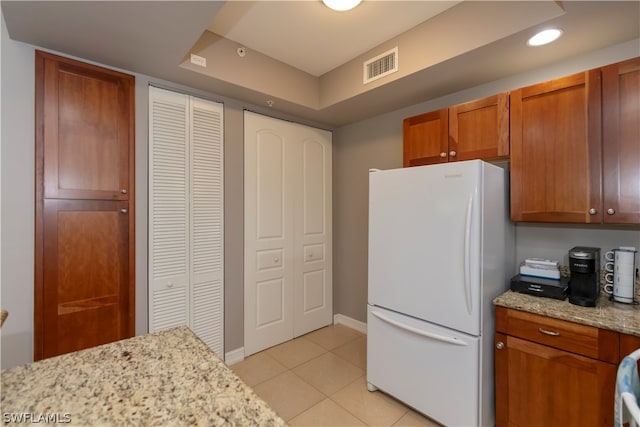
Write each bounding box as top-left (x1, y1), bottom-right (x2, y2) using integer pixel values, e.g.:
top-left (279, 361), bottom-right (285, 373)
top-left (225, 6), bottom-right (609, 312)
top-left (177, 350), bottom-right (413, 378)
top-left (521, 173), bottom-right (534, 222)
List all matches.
top-left (35, 51), bottom-right (135, 361)
top-left (510, 71), bottom-right (602, 222)
top-left (37, 51), bottom-right (134, 200)
top-left (40, 200), bottom-right (131, 358)
top-left (449, 93), bottom-right (509, 162)
top-left (495, 332), bottom-right (616, 427)
top-left (403, 109), bottom-right (448, 167)
top-left (602, 57), bottom-right (640, 224)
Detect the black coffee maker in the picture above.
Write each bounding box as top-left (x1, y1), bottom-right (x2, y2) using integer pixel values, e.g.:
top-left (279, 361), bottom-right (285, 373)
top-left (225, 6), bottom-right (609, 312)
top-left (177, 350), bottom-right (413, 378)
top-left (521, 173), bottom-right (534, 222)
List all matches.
top-left (568, 247), bottom-right (600, 307)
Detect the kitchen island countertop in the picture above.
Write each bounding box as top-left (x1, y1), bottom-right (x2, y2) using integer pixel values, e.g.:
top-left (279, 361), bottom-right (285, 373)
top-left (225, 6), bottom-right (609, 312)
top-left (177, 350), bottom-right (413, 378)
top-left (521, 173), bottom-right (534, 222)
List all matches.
top-left (494, 290), bottom-right (640, 337)
top-left (1, 326), bottom-right (286, 426)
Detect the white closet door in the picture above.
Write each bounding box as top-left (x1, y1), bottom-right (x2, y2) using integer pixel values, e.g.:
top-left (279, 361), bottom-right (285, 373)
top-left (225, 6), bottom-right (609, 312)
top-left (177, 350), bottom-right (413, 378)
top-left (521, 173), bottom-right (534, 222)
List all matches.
top-left (149, 87), bottom-right (224, 358)
top-left (244, 111), bottom-right (331, 356)
top-left (149, 87), bottom-right (190, 331)
top-left (244, 112), bottom-right (295, 355)
top-left (293, 129), bottom-right (332, 337)
top-left (190, 99), bottom-right (224, 357)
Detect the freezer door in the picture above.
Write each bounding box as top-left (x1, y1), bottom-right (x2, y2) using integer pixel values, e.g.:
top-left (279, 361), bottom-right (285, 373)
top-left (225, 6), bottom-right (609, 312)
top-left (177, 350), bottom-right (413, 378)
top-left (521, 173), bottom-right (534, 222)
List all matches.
top-left (368, 160), bottom-right (483, 335)
top-left (367, 305), bottom-right (482, 426)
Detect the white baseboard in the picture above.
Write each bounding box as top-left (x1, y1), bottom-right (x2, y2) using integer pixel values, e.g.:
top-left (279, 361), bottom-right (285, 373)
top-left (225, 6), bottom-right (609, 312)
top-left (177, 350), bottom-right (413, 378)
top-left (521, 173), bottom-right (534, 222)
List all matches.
top-left (333, 314), bottom-right (367, 334)
top-left (225, 347), bottom-right (245, 366)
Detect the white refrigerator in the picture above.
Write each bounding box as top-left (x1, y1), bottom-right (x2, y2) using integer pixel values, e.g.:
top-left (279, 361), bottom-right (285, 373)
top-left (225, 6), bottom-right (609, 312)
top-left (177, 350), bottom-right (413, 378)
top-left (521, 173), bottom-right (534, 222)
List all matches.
top-left (367, 160), bottom-right (514, 427)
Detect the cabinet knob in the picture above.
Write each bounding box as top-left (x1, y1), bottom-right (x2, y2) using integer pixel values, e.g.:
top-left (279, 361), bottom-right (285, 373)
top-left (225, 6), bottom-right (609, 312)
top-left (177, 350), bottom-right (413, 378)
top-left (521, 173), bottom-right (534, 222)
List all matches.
top-left (607, 208), bottom-right (616, 215)
top-left (449, 151), bottom-right (457, 157)
top-left (589, 208), bottom-right (597, 215)
top-left (274, 257), bottom-right (279, 263)
top-left (440, 152), bottom-right (447, 158)
top-left (120, 208), bottom-right (128, 214)
top-left (496, 341), bottom-right (504, 350)
top-left (167, 281), bottom-right (174, 288)
top-left (121, 188), bottom-right (128, 194)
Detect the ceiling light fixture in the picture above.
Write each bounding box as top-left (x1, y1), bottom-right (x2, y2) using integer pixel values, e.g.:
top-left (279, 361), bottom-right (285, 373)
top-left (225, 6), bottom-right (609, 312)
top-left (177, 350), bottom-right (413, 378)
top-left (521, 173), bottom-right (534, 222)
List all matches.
top-left (322, 0), bottom-right (362, 12)
top-left (527, 28), bottom-right (563, 46)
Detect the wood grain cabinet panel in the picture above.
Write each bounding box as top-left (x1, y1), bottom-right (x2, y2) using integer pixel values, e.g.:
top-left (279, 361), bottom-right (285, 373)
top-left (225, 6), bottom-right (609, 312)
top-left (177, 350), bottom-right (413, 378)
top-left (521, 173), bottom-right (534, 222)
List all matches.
top-left (403, 109), bottom-right (448, 167)
top-left (35, 51), bottom-right (135, 360)
top-left (495, 307), bottom-right (617, 427)
top-left (42, 200), bottom-right (130, 358)
top-left (602, 57), bottom-right (640, 224)
top-left (403, 94), bottom-right (509, 167)
top-left (449, 93), bottom-right (509, 161)
top-left (510, 71), bottom-right (603, 223)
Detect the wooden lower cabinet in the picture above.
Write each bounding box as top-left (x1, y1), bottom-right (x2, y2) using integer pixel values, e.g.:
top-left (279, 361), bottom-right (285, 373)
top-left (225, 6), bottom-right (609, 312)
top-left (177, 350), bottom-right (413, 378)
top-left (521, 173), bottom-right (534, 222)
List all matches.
top-left (495, 306), bottom-right (618, 427)
top-left (41, 200), bottom-right (131, 358)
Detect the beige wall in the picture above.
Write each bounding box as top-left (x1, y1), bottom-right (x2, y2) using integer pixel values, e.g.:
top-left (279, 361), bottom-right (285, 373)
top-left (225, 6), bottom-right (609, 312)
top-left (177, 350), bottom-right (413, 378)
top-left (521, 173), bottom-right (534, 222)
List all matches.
top-left (2, 7), bottom-right (639, 368)
top-left (0, 12), bottom-right (329, 368)
top-left (332, 39), bottom-right (640, 322)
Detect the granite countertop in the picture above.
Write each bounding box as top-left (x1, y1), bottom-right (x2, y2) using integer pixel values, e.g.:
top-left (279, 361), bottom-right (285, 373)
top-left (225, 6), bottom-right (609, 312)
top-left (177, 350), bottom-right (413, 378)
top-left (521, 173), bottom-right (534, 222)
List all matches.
top-left (1, 326), bottom-right (286, 426)
top-left (494, 290), bottom-right (640, 337)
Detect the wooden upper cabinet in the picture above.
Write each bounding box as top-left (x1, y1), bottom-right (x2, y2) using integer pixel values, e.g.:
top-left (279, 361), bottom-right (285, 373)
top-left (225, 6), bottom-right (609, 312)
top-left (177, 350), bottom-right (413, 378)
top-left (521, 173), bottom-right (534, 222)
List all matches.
top-left (449, 93), bottom-right (509, 161)
top-left (403, 93), bottom-right (509, 167)
top-left (510, 70), bottom-right (603, 223)
top-left (602, 57), bottom-right (640, 224)
top-left (403, 109), bottom-right (448, 167)
top-left (38, 51), bottom-right (134, 200)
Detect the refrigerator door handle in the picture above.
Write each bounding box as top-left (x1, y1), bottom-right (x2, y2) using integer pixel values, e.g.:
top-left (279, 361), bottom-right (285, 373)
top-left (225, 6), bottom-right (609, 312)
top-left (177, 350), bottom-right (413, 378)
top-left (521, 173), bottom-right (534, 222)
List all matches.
top-left (371, 310), bottom-right (468, 346)
top-left (463, 194), bottom-right (473, 315)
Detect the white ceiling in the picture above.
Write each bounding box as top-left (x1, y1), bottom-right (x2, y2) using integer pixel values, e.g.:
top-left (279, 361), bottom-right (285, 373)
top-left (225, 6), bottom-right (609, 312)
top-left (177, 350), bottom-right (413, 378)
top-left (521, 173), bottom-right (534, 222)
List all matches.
top-left (2, 1), bottom-right (639, 127)
top-left (207, 1), bottom-right (461, 76)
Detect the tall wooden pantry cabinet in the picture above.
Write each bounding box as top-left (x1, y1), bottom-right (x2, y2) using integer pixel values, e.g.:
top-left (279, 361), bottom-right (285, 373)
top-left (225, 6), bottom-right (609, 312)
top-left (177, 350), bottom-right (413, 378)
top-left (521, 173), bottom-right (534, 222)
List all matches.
top-left (34, 51), bottom-right (135, 360)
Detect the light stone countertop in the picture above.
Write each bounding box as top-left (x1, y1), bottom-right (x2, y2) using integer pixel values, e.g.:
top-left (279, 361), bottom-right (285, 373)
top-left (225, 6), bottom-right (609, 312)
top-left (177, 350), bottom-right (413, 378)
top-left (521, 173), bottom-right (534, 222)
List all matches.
top-left (1, 326), bottom-right (287, 426)
top-left (494, 290), bottom-right (640, 337)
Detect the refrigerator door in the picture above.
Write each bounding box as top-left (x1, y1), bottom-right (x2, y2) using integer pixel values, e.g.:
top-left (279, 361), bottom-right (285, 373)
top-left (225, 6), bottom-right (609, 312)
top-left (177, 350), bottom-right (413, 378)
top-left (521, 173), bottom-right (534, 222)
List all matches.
top-left (369, 160), bottom-right (483, 335)
top-left (367, 305), bottom-right (481, 426)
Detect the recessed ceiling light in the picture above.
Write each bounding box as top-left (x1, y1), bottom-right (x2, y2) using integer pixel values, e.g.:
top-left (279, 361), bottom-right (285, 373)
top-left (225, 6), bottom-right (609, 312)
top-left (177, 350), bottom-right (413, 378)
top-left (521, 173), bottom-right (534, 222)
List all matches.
top-left (527, 29), bottom-right (563, 47)
top-left (322, 0), bottom-right (362, 12)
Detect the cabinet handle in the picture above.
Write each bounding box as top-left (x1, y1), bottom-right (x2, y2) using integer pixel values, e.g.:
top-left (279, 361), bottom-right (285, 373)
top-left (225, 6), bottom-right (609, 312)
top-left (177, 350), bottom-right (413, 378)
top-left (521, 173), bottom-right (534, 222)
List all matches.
top-left (440, 152), bottom-right (447, 158)
top-left (120, 208), bottom-right (128, 214)
top-left (538, 327), bottom-right (560, 336)
top-left (607, 208), bottom-right (616, 215)
top-left (449, 150), bottom-right (457, 157)
top-left (121, 188), bottom-right (128, 194)
top-left (274, 257), bottom-right (279, 263)
top-left (496, 341), bottom-right (504, 350)
top-left (589, 208), bottom-right (597, 215)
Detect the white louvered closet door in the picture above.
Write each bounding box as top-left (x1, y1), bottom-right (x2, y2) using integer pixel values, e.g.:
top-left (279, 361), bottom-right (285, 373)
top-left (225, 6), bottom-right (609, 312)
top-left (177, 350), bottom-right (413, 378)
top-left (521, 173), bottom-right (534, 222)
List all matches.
top-left (149, 86), bottom-right (224, 358)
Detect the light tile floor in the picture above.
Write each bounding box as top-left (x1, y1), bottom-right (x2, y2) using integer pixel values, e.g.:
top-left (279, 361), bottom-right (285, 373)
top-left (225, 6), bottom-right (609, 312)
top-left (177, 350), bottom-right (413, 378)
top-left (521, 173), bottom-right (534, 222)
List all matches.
top-left (230, 324), bottom-right (443, 427)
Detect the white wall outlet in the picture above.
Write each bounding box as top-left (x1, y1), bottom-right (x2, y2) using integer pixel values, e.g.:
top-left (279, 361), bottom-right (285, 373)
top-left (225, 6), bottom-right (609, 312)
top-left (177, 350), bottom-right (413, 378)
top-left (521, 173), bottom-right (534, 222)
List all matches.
top-left (190, 54), bottom-right (207, 68)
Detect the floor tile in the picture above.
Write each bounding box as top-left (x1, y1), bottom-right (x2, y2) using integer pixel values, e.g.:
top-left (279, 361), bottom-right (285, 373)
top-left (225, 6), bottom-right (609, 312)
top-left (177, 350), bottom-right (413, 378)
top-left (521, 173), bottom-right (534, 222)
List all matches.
top-left (392, 410), bottom-right (443, 427)
top-left (251, 371), bottom-right (325, 421)
top-left (266, 336), bottom-right (327, 368)
top-left (331, 377), bottom-right (408, 427)
top-left (304, 324), bottom-right (363, 350)
top-left (289, 398), bottom-right (367, 426)
top-left (229, 352), bottom-right (287, 387)
top-left (293, 352), bottom-right (364, 395)
top-left (331, 335), bottom-right (367, 369)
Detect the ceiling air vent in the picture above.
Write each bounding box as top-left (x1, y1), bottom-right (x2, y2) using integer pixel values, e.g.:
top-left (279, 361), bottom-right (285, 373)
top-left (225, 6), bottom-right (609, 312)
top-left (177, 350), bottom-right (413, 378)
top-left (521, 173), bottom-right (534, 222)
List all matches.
top-left (364, 47), bottom-right (398, 84)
